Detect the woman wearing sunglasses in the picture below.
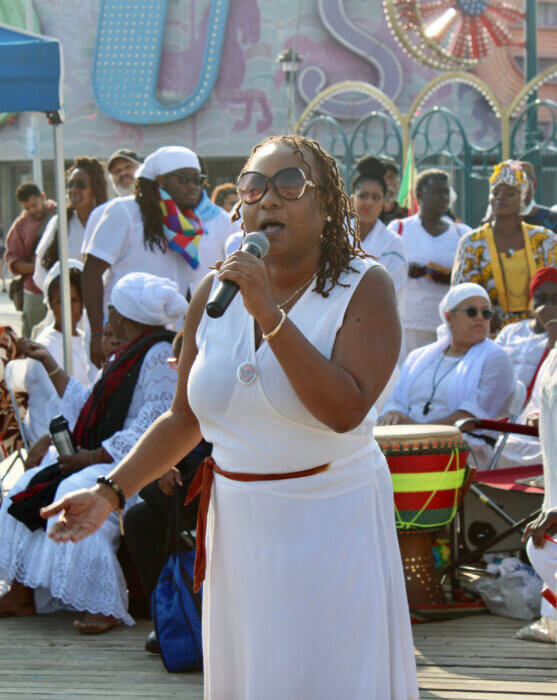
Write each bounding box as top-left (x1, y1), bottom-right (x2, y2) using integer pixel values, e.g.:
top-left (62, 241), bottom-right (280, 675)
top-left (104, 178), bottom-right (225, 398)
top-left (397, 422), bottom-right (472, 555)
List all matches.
top-left (33, 156), bottom-right (107, 293)
top-left (40, 135), bottom-right (418, 699)
top-left (378, 283), bottom-right (514, 465)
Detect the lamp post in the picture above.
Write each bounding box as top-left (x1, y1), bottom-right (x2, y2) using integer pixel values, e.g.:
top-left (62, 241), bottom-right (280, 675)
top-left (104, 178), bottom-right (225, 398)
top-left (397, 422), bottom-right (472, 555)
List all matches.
top-left (276, 48), bottom-right (302, 134)
top-left (524, 0), bottom-right (539, 165)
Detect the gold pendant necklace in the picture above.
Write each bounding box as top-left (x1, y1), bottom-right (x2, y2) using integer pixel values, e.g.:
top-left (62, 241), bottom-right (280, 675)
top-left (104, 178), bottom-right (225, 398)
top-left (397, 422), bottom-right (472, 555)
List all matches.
top-left (277, 272), bottom-right (317, 311)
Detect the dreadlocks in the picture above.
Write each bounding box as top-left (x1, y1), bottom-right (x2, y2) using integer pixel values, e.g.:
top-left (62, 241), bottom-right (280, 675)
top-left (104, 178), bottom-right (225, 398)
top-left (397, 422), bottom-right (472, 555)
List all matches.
top-left (134, 177), bottom-right (168, 253)
top-left (242, 135), bottom-right (365, 297)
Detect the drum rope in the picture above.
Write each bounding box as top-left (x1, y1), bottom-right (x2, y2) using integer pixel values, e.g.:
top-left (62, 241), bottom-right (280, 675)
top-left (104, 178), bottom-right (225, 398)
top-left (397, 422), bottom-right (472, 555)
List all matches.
top-left (395, 448), bottom-right (464, 530)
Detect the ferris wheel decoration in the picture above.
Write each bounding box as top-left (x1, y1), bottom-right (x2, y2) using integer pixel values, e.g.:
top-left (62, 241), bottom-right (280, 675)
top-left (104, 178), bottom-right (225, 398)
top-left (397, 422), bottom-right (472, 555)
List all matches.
top-left (384, 0), bottom-right (525, 70)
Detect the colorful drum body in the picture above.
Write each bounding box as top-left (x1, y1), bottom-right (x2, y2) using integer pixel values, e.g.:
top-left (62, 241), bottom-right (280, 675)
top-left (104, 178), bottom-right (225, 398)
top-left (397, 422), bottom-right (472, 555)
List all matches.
top-left (374, 424), bottom-right (469, 532)
top-left (374, 424), bottom-right (470, 610)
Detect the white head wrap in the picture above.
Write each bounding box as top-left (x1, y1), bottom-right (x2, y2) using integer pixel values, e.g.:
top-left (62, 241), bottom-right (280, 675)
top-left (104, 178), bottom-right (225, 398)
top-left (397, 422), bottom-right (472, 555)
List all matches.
top-left (110, 272), bottom-right (188, 326)
top-left (439, 283), bottom-right (491, 323)
top-left (43, 259), bottom-right (83, 307)
top-left (387, 282), bottom-right (499, 419)
top-left (135, 146), bottom-right (200, 181)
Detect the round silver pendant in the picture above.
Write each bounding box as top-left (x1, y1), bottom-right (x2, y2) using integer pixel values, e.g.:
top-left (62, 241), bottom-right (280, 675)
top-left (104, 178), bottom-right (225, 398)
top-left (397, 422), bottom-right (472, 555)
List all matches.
top-left (237, 362), bottom-right (257, 385)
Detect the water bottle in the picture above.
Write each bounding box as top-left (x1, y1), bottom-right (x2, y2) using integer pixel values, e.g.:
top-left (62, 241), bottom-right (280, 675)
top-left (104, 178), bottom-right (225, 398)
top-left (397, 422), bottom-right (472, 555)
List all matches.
top-left (49, 415), bottom-right (76, 456)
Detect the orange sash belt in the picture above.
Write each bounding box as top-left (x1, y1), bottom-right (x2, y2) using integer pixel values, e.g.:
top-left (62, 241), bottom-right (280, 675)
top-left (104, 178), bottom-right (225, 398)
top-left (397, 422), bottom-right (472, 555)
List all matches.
top-left (185, 456), bottom-right (329, 592)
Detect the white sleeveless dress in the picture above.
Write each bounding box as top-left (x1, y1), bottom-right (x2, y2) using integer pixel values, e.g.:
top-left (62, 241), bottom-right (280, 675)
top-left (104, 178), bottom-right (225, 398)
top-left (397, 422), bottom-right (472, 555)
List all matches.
top-left (188, 257), bottom-right (418, 699)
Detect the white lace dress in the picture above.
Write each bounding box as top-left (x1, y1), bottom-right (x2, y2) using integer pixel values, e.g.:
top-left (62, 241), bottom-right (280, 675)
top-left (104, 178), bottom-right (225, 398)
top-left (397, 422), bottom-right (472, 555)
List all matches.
top-left (188, 257), bottom-right (418, 699)
top-left (0, 341), bottom-right (176, 624)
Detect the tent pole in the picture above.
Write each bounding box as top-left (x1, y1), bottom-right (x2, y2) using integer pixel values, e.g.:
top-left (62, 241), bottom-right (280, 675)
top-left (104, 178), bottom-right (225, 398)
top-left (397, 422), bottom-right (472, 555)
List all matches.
top-left (26, 0), bottom-right (42, 189)
top-left (52, 121), bottom-right (72, 375)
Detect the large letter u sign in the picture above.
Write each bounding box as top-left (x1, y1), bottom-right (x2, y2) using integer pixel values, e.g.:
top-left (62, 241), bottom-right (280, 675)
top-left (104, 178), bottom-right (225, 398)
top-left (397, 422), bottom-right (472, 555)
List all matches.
top-left (93, 0), bottom-right (229, 124)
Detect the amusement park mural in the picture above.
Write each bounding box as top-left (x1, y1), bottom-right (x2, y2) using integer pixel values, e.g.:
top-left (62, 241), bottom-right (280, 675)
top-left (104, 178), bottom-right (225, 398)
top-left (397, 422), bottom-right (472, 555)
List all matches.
top-left (0, 0), bottom-right (555, 161)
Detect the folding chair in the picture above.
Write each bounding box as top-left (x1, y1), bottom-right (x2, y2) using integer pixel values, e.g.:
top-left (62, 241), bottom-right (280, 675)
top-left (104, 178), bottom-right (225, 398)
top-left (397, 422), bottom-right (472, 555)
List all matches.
top-left (0, 360), bottom-right (30, 504)
top-left (444, 382), bottom-right (543, 592)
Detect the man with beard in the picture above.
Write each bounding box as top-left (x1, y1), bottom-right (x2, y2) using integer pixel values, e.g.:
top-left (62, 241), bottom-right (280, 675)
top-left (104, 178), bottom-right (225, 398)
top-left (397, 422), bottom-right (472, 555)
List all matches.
top-left (4, 183), bottom-right (56, 336)
top-left (107, 149), bottom-right (142, 197)
top-left (82, 146), bottom-right (237, 367)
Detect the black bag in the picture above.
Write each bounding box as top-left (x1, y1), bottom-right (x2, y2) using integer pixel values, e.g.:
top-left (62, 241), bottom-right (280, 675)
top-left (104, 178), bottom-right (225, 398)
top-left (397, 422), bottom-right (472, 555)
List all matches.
top-left (8, 276), bottom-right (24, 311)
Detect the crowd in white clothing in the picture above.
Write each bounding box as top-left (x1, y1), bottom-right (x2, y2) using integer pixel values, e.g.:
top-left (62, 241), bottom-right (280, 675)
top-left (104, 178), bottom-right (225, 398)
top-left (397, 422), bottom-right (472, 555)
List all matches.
top-left (1, 143), bottom-right (556, 666)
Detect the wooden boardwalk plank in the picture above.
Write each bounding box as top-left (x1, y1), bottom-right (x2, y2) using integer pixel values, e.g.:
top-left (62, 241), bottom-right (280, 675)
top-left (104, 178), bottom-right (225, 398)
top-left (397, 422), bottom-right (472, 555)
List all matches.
top-left (0, 613), bottom-right (555, 698)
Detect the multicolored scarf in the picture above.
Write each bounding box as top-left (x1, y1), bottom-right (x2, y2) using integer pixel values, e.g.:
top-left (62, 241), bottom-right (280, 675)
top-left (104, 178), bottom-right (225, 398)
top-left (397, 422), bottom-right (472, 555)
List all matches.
top-left (158, 187), bottom-right (205, 269)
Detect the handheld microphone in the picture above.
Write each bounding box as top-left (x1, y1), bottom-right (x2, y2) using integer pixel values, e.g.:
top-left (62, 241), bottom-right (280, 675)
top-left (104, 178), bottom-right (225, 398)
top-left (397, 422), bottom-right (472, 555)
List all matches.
top-left (206, 232), bottom-right (270, 318)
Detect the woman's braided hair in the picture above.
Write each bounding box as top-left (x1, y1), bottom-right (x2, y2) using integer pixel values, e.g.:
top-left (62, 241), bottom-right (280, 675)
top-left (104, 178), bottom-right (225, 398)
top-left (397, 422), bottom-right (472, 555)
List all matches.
top-left (240, 135), bottom-right (364, 297)
top-left (42, 156), bottom-right (107, 270)
top-left (134, 177), bottom-right (167, 253)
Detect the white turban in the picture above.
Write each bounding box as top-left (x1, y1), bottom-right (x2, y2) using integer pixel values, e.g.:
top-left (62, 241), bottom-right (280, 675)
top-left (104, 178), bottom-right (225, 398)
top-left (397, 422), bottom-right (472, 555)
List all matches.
top-left (439, 283), bottom-right (491, 323)
top-left (43, 258), bottom-right (83, 307)
top-left (110, 272), bottom-right (188, 326)
top-left (135, 146), bottom-right (200, 181)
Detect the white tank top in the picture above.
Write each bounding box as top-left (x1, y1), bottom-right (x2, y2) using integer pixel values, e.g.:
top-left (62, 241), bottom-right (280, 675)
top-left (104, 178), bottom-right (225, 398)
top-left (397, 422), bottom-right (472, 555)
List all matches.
top-left (188, 257), bottom-right (380, 473)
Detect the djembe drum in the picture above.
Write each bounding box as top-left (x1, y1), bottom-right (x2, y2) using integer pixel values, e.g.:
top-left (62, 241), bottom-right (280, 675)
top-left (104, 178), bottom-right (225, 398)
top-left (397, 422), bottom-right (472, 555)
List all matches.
top-left (374, 425), bottom-right (469, 609)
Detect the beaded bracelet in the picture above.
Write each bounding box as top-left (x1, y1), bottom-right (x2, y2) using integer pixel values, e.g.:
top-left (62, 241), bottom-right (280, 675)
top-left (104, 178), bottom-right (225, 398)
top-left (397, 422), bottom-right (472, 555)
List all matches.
top-left (97, 476), bottom-right (126, 535)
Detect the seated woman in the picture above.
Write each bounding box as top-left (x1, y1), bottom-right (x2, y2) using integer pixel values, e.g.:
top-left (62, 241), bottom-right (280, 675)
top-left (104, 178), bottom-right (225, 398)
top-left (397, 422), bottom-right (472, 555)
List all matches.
top-left (452, 160), bottom-right (557, 332)
top-left (0, 272), bottom-right (187, 632)
top-left (378, 283), bottom-right (514, 466)
top-left (493, 267), bottom-right (557, 469)
top-left (21, 260), bottom-right (91, 444)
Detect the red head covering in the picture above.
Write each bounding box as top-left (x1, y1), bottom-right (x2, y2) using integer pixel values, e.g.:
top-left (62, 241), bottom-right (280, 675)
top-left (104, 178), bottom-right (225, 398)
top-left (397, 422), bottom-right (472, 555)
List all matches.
top-left (529, 266), bottom-right (557, 300)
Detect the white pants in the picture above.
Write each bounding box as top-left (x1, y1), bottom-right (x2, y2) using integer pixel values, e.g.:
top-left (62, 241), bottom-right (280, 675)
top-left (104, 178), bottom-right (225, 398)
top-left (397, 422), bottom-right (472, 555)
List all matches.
top-left (527, 537), bottom-right (557, 620)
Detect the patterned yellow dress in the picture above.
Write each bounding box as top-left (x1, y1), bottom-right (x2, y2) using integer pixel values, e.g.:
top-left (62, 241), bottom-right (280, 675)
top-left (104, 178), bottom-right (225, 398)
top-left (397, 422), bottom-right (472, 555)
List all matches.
top-left (451, 223), bottom-right (557, 328)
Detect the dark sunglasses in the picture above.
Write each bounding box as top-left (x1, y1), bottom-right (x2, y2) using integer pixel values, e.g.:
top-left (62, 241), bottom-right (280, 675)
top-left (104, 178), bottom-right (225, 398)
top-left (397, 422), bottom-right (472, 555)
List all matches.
top-left (453, 307), bottom-right (494, 320)
top-left (66, 179), bottom-right (88, 190)
top-left (172, 173), bottom-right (207, 186)
top-left (238, 167), bottom-right (316, 204)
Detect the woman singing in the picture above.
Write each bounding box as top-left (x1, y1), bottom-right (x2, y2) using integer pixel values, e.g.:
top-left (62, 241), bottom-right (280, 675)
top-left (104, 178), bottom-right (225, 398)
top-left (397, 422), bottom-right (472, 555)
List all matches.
top-left (40, 136), bottom-right (418, 699)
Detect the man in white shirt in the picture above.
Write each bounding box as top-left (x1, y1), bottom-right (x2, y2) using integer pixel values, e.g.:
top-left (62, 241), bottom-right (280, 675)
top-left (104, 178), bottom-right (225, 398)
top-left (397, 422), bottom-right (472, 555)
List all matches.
top-left (82, 146), bottom-right (237, 367)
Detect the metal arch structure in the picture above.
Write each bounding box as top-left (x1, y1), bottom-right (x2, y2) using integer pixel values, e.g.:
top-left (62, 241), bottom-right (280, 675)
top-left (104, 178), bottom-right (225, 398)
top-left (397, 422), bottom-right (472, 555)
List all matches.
top-left (507, 63), bottom-right (557, 205)
top-left (295, 69), bottom-right (557, 224)
top-left (407, 71), bottom-right (503, 121)
top-left (296, 81), bottom-right (404, 186)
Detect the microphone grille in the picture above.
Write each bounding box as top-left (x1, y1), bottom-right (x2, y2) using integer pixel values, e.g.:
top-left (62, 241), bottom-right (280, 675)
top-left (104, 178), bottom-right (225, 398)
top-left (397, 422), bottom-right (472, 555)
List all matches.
top-left (244, 231), bottom-right (270, 258)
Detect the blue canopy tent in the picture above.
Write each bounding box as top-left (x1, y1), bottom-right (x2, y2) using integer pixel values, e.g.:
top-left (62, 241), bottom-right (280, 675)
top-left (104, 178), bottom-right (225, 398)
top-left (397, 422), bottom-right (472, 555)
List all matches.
top-left (0, 24), bottom-right (73, 373)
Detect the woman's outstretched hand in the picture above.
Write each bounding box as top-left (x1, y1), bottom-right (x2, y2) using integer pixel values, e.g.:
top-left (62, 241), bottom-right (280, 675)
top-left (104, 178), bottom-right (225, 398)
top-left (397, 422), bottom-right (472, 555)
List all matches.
top-left (40, 487), bottom-right (115, 543)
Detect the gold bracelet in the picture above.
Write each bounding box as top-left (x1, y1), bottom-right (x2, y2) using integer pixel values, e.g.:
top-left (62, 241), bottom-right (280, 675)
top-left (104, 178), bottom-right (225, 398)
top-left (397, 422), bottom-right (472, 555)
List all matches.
top-left (262, 309), bottom-right (287, 341)
top-left (48, 366), bottom-right (61, 378)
